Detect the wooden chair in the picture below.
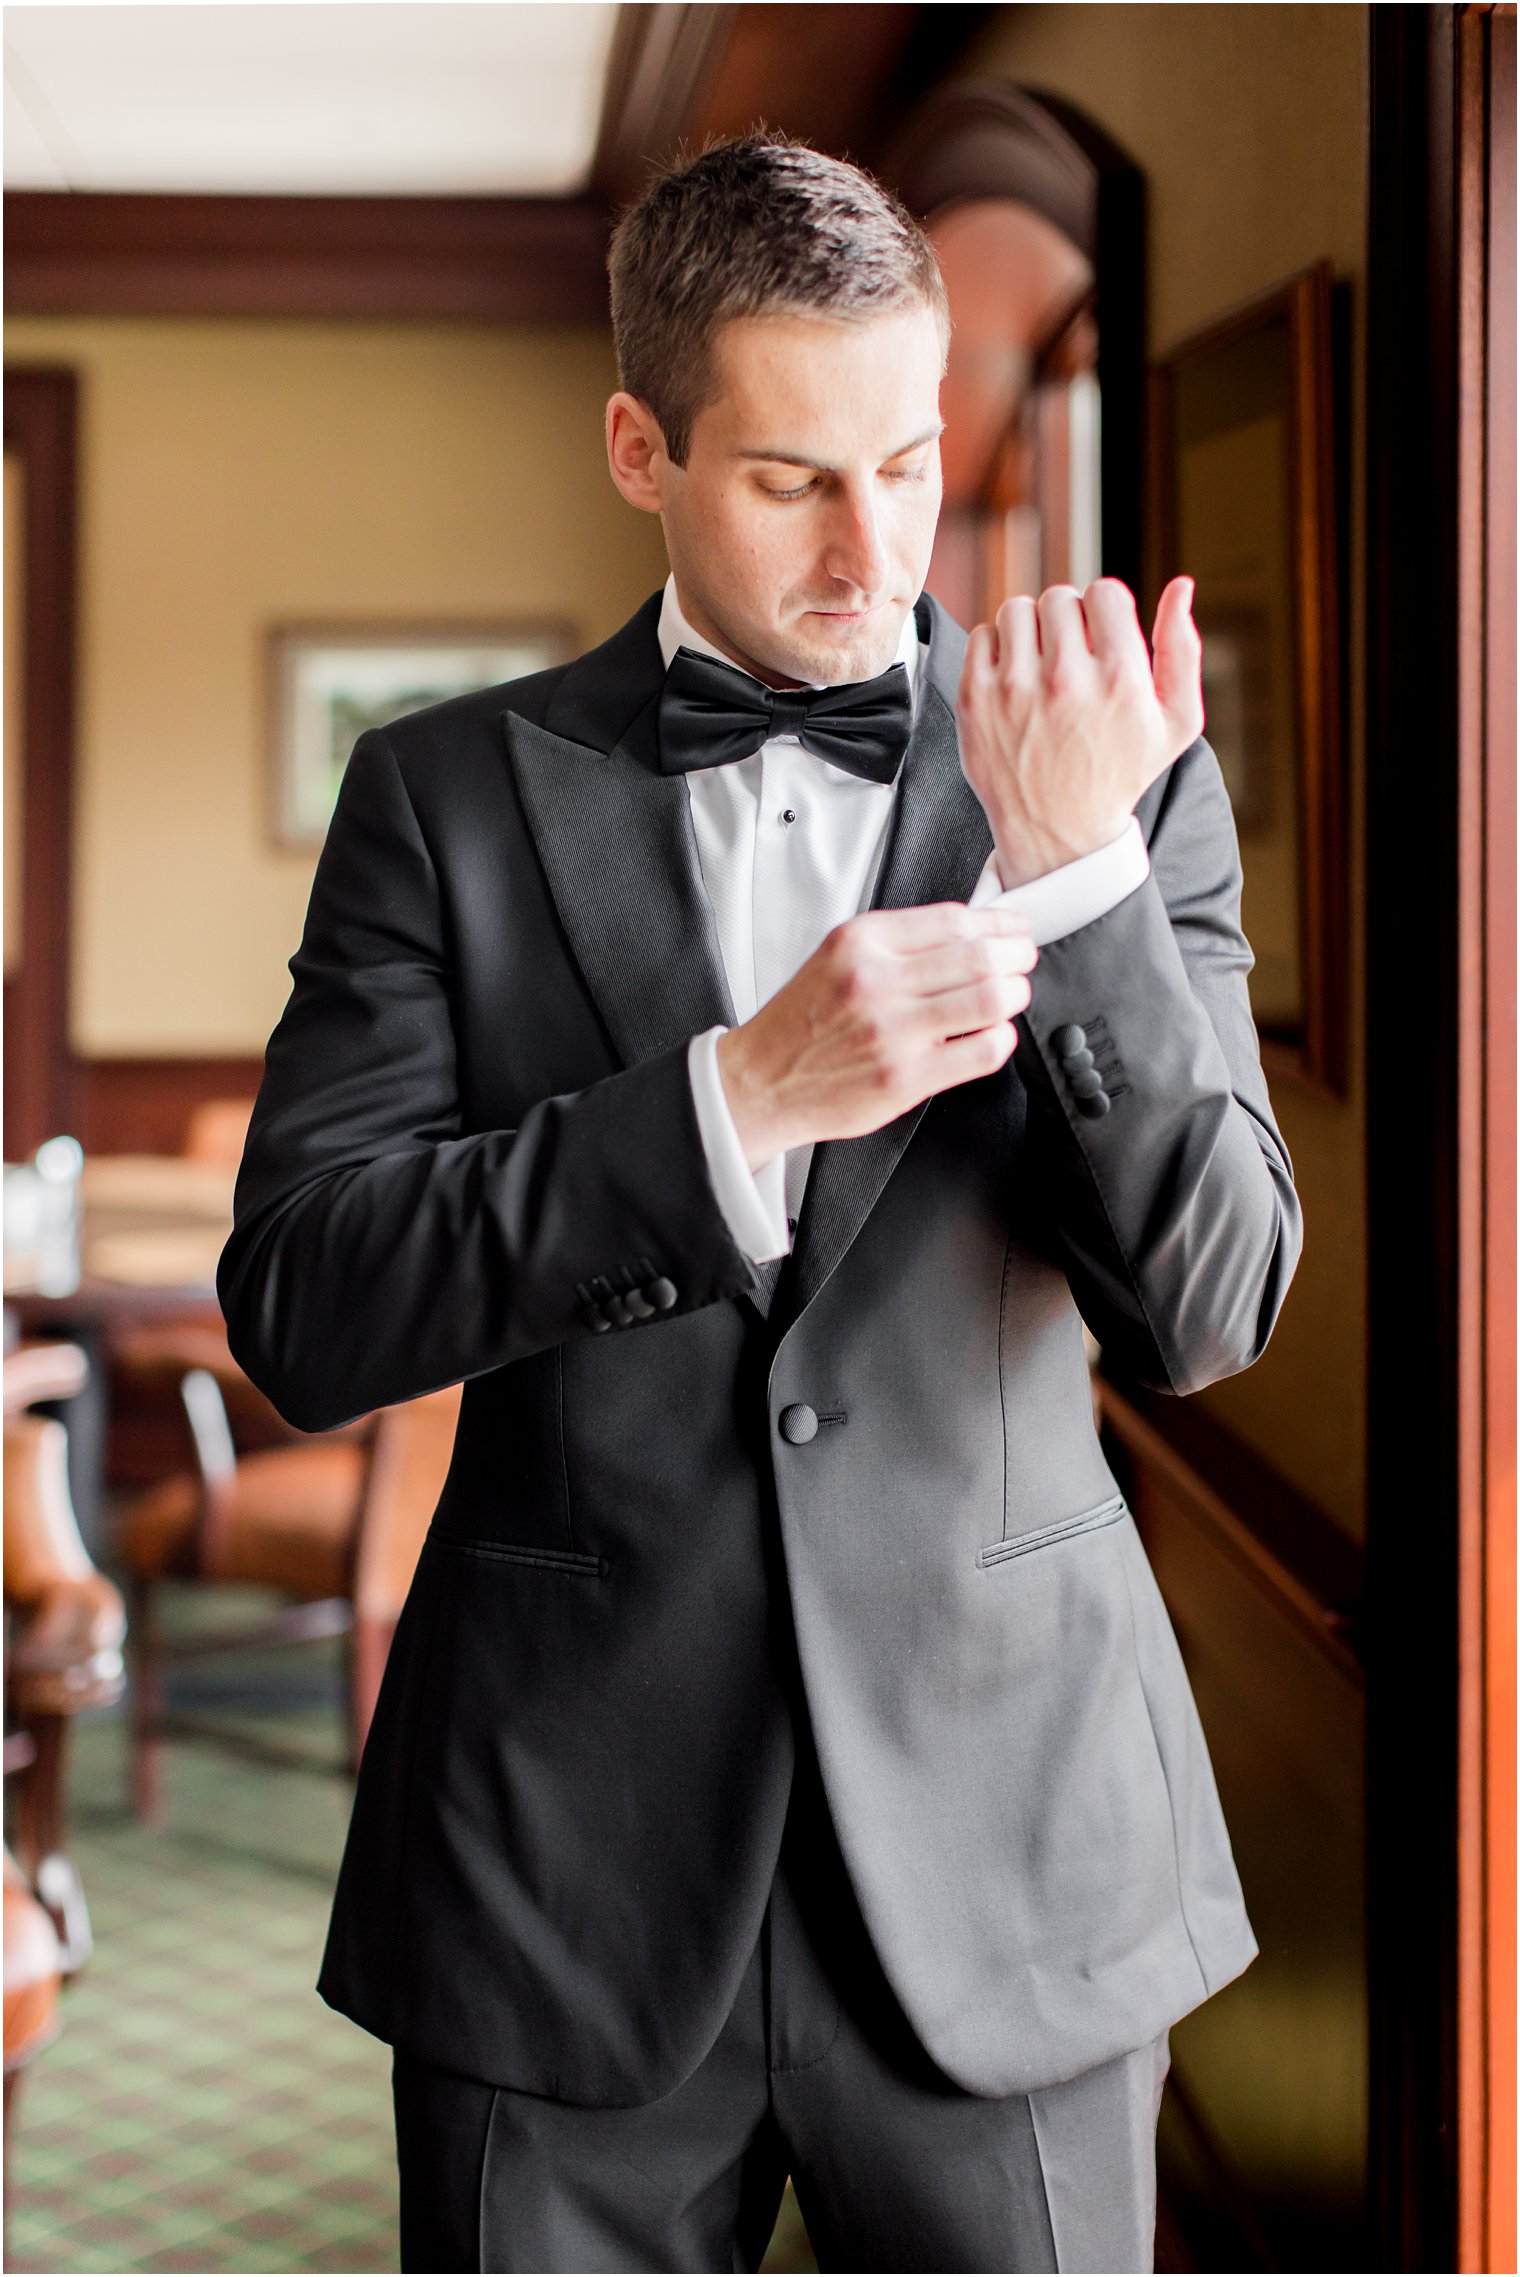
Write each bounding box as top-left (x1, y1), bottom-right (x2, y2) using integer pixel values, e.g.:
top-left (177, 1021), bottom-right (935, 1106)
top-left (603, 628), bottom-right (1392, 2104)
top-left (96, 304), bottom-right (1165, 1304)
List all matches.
top-left (182, 1096), bottom-right (256, 1169)
top-left (110, 1340), bottom-right (460, 1821)
top-left (3, 1357), bottom-right (127, 2219)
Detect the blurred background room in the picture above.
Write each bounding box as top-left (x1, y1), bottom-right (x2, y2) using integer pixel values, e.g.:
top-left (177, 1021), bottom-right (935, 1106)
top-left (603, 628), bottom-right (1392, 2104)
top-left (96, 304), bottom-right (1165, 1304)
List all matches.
top-left (2, 5), bottom-right (1513, 2272)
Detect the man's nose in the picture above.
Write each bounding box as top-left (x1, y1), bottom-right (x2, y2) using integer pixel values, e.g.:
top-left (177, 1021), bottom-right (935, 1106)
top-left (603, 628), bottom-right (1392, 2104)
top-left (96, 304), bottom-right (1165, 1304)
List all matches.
top-left (823, 488), bottom-right (890, 595)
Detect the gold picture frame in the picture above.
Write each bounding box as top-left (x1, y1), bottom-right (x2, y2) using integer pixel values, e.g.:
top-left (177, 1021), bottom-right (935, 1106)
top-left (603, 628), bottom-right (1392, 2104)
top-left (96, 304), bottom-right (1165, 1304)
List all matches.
top-left (1151, 264), bottom-right (1347, 1096)
top-left (266, 618), bottom-right (576, 851)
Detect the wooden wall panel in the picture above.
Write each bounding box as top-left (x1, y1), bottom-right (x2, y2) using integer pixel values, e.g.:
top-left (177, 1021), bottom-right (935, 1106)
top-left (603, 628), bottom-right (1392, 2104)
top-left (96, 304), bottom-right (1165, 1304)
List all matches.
top-left (73, 1057), bottom-right (265, 1158)
top-left (1101, 1386), bottom-right (1369, 2273)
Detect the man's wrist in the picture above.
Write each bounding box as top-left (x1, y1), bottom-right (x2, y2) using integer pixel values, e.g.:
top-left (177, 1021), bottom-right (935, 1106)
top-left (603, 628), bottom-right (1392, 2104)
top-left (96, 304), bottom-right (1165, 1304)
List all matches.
top-left (716, 1024), bottom-right (808, 1171)
top-left (990, 813), bottom-right (1135, 890)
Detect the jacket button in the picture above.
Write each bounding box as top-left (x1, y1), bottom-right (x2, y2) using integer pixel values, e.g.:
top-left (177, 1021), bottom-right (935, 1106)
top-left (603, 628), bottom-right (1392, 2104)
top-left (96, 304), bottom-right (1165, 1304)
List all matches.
top-left (1060, 1046), bottom-right (1094, 1073)
top-left (646, 1277), bottom-right (678, 1310)
top-left (779, 1403), bottom-right (819, 1445)
top-left (1052, 1023), bottom-right (1087, 1056)
top-left (1078, 1090), bottom-right (1113, 1118)
top-left (604, 1293), bottom-right (634, 1328)
top-left (624, 1287), bottom-right (656, 1321)
top-left (1069, 1067), bottom-right (1105, 1100)
top-left (579, 1303), bottom-right (611, 1334)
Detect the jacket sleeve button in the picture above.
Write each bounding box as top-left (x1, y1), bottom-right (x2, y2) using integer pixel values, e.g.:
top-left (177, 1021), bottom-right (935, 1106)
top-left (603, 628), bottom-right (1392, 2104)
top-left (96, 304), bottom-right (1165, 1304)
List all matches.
top-left (1069, 1067), bottom-right (1105, 1100)
top-left (579, 1303), bottom-right (611, 1333)
top-left (646, 1277), bottom-right (678, 1310)
top-left (1060, 1046), bottom-right (1095, 1073)
top-left (624, 1287), bottom-right (657, 1321)
top-left (1078, 1090), bottom-right (1113, 1118)
top-left (1052, 1023), bottom-right (1087, 1056)
top-left (779, 1404), bottom-right (819, 1445)
top-left (604, 1293), bottom-right (634, 1328)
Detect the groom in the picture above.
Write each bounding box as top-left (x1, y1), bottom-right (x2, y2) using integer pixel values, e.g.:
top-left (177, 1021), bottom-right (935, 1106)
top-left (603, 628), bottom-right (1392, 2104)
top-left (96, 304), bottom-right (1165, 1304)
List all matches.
top-left (219, 137), bottom-right (1301, 2273)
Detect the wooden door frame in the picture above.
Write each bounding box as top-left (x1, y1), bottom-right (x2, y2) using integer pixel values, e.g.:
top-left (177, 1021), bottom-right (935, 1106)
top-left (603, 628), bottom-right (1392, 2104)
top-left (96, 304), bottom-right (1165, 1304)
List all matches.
top-left (1364, 7), bottom-right (1516, 2269)
top-left (4, 366), bottom-right (79, 1159)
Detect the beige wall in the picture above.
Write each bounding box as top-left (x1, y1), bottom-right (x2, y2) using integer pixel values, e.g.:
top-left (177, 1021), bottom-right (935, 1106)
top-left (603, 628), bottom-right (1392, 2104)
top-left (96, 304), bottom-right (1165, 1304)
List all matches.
top-left (3, 316), bottom-right (669, 1060)
top-left (959, 4), bottom-right (1369, 1537)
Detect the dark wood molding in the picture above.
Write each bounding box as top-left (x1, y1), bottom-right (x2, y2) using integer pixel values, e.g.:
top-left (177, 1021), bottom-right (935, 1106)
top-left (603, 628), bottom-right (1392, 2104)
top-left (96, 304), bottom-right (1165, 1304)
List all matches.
top-left (592, 4), bottom-right (736, 211)
top-left (5, 7), bottom-right (988, 320)
top-left (3, 366), bottom-right (79, 1159)
top-left (3, 192), bottom-right (613, 322)
top-left (883, 78), bottom-right (1146, 596)
top-left (591, 2), bottom-right (990, 213)
top-left (1364, 6), bottom-right (1515, 2267)
top-left (72, 1057), bottom-right (266, 1159)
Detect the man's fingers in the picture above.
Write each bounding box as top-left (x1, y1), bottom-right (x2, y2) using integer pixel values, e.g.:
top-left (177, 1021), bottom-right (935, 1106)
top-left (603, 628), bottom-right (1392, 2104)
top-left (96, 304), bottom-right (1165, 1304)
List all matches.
top-left (897, 935), bottom-right (1038, 1003)
top-left (1082, 578), bottom-right (1149, 677)
top-left (855, 901), bottom-right (1033, 955)
top-left (931, 1021), bottom-right (1019, 1091)
top-left (1035, 585), bottom-right (1094, 683)
top-left (993, 594), bottom-right (1039, 685)
top-left (962, 619), bottom-right (999, 684)
top-left (1151, 575), bottom-right (1205, 743)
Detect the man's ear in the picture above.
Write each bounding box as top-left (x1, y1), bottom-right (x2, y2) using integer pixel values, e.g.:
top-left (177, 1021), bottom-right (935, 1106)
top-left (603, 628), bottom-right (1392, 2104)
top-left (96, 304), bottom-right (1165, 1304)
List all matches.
top-left (606, 393), bottom-right (669, 513)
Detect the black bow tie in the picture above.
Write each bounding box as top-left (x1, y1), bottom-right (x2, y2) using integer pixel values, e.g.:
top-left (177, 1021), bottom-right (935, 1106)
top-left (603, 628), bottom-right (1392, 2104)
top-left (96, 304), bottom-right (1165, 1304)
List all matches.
top-left (657, 646), bottom-right (914, 785)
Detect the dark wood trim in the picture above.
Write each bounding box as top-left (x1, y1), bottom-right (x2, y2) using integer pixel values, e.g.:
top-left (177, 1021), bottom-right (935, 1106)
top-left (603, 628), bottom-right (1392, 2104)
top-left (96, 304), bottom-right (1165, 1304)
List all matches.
top-left (3, 367), bottom-right (78, 1159)
top-left (3, 193), bottom-right (613, 322)
top-left (1456, 9), bottom-right (1516, 2269)
top-left (883, 79), bottom-right (1146, 596)
top-left (1098, 1379), bottom-right (1364, 1682)
top-left (1363, 5), bottom-right (1516, 2266)
top-left (72, 1057), bottom-right (266, 1158)
top-left (592, 4), bottom-right (736, 211)
top-left (5, 7), bottom-right (986, 319)
top-left (1150, 264), bottom-right (1350, 1098)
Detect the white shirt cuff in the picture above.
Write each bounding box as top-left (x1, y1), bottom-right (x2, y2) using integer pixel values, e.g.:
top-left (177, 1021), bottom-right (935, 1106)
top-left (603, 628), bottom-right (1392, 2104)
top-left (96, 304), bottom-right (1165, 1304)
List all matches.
top-left (965, 816), bottom-right (1150, 946)
top-left (687, 1026), bottom-right (791, 1264)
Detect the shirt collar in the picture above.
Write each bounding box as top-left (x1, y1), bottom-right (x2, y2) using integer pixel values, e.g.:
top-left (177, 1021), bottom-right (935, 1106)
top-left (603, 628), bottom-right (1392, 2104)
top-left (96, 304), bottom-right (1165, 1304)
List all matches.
top-left (656, 572), bottom-right (921, 695)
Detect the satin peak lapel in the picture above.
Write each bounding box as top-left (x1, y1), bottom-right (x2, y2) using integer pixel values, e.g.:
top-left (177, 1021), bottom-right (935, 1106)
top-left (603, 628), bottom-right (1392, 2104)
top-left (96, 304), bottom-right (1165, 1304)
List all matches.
top-left (504, 700), bottom-right (738, 1070)
top-left (505, 697), bottom-right (792, 1315)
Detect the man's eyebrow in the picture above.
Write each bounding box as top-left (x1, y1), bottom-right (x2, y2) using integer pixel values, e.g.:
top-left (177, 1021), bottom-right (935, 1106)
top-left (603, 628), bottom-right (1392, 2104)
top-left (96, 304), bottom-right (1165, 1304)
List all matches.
top-left (735, 423), bottom-right (945, 472)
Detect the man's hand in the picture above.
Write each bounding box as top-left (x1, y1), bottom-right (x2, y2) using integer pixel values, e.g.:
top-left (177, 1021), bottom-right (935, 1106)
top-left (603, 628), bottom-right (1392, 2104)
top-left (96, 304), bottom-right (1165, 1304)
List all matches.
top-left (716, 904), bottom-right (1037, 1172)
top-left (956, 575), bottom-right (1205, 890)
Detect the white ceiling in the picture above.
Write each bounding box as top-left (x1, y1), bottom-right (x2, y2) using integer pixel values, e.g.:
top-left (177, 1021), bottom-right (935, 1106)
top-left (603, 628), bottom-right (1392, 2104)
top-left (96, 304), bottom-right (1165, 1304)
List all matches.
top-left (3, 3), bottom-right (620, 196)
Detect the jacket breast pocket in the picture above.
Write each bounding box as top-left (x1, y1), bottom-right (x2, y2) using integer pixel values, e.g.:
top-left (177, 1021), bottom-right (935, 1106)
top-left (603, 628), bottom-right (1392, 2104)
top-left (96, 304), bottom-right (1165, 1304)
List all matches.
top-left (977, 1492), bottom-right (1127, 1569)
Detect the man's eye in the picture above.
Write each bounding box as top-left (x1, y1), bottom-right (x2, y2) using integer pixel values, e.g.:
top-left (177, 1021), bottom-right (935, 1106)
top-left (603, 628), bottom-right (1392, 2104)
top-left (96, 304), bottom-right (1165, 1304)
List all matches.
top-left (884, 464), bottom-right (929, 483)
top-left (760, 478), bottom-right (818, 501)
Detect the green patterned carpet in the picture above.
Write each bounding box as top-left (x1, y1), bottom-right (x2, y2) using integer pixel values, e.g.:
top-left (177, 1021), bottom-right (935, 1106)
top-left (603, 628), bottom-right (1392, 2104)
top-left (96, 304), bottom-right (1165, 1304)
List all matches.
top-left (4, 1582), bottom-right (816, 2275)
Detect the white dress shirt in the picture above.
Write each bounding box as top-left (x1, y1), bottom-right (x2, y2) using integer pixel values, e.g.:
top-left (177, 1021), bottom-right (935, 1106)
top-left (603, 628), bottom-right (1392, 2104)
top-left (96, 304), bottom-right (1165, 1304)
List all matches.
top-left (664, 577), bottom-right (1150, 1262)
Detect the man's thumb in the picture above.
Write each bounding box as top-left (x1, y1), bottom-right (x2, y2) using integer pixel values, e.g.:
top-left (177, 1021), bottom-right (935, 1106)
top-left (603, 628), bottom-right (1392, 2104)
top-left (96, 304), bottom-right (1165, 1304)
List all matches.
top-left (1152, 575), bottom-right (1204, 744)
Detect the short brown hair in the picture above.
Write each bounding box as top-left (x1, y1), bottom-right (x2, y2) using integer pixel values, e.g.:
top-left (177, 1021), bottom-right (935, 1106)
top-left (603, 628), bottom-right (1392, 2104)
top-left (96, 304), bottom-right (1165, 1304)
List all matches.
top-left (607, 135), bottom-right (949, 465)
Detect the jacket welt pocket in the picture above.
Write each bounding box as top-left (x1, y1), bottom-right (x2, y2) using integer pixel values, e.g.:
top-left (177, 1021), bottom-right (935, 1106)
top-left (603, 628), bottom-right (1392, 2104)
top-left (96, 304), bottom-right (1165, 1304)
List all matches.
top-left (978, 1493), bottom-right (1127, 1569)
top-left (427, 1531), bottom-right (606, 1578)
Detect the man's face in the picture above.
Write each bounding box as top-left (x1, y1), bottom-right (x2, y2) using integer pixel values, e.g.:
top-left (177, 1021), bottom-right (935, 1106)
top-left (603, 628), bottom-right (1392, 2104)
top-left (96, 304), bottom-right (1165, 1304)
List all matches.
top-left (648, 302), bottom-right (946, 688)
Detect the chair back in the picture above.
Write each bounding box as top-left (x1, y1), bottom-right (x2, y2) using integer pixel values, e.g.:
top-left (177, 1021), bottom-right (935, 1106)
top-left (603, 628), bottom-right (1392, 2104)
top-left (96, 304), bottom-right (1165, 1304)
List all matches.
top-left (351, 1384), bottom-right (463, 1625)
top-left (182, 1097), bottom-right (255, 1168)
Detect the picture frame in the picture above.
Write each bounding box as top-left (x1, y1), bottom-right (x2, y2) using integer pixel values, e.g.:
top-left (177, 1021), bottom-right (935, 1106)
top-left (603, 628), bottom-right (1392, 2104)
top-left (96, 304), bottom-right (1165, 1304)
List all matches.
top-left (1150, 263), bottom-right (1347, 1096)
top-left (266, 618), bottom-right (576, 850)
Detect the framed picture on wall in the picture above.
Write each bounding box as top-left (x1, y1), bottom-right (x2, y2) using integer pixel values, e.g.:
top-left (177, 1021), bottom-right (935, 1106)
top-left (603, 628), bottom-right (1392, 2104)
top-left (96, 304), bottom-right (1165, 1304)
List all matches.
top-left (266, 619), bottom-right (576, 850)
top-left (1151, 262), bottom-right (1347, 1095)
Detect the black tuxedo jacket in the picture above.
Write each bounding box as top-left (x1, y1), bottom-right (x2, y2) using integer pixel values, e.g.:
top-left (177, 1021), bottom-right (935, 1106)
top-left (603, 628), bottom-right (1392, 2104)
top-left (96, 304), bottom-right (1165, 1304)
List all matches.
top-left (218, 590), bottom-right (1302, 2103)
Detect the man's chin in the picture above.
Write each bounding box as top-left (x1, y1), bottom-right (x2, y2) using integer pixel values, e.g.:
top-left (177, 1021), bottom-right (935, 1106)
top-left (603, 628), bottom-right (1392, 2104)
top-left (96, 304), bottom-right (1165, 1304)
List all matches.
top-left (783, 610), bottom-right (907, 686)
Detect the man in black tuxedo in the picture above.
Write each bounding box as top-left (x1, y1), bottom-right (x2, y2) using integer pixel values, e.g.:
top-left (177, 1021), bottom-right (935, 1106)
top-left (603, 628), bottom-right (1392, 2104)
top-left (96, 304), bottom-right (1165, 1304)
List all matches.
top-left (219, 137), bottom-right (1301, 2273)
